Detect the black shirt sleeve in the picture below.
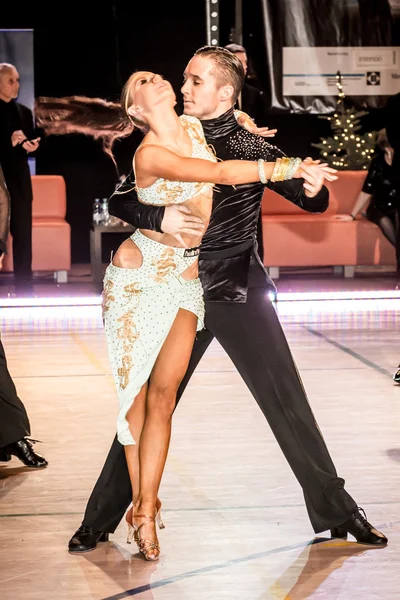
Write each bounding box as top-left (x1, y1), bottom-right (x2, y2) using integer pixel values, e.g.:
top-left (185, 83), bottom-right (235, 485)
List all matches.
top-left (108, 171), bottom-right (165, 232)
top-left (362, 153), bottom-right (383, 196)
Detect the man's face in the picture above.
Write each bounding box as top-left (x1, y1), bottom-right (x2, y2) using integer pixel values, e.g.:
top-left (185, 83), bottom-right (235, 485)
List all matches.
top-left (0, 67), bottom-right (20, 102)
top-left (181, 55), bottom-right (233, 120)
top-left (234, 51), bottom-right (248, 76)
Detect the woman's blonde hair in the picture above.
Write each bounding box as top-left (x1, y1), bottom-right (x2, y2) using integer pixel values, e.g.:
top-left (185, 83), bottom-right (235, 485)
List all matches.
top-left (35, 71), bottom-right (151, 162)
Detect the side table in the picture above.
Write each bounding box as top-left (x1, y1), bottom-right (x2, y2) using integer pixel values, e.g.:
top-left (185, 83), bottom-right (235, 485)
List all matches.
top-left (90, 223), bottom-right (135, 284)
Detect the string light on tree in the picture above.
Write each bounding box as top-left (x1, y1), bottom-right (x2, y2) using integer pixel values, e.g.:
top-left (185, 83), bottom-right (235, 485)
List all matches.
top-left (312, 71), bottom-right (378, 170)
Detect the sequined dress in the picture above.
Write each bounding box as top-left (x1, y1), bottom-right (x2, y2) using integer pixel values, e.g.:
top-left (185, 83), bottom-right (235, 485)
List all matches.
top-left (102, 115), bottom-right (216, 445)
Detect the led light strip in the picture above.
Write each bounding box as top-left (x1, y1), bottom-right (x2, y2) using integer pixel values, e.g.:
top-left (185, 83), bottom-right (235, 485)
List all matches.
top-left (0, 288), bottom-right (400, 309)
top-left (271, 289), bottom-right (400, 302)
top-left (0, 296), bottom-right (103, 307)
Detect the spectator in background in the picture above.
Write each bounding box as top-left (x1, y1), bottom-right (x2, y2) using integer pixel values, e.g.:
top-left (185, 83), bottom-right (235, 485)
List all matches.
top-left (0, 164), bottom-right (48, 469)
top-left (224, 43), bottom-right (271, 128)
top-left (0, 63), bottom-right (40, 293)
top-left (336, 130), bottom-right (399, 273)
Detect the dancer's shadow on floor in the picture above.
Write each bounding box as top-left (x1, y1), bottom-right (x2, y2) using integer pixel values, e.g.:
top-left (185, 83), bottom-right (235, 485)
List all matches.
top-left (386, 448), bottom-right (400, 463)
top-left (80, 540), bottom-right (158, 600)
top-left (0, 464), bottom-right (33, 497)
top-left (268, 537), bottom-right (371, 600)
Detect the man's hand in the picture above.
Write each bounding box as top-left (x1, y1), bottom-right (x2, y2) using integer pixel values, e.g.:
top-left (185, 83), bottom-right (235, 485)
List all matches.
top-left (0, 254), bottom-right (4, 270)
top-left (22, 137), bottom-right (40, 153)
top-left (161, 205), bottom-right (205, 247)
top-left (11, 129), bottom-right (26, 147)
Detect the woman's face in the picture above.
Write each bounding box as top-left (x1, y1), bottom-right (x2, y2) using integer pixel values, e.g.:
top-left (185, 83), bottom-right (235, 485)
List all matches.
top-left (127, 71), bottom-right (176, 120)
top-left (384, 145), bottom-right (394, 166)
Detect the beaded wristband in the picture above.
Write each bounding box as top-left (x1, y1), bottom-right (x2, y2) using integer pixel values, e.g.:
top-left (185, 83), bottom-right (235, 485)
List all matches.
top-left (257, 159), bottom-right (268, 184)
top-left (286, 157), bottom-right (302, 180)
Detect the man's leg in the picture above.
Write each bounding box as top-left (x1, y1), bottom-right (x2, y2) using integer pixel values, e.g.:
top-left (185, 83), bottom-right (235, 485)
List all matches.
top-left (9, 188), bottom-right (33, 283)
top-left (70, 328), bottom-right (214, 551)
top-left (0, 339), bottom-right (47, 468)
top-left (205, 288), bottom-right (359, 534)
top-left (0, 339), bottom-right (31, 449)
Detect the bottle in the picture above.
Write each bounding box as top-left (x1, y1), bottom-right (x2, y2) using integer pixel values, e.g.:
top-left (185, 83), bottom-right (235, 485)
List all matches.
top-left (92, 198), bottom-right (102, 225)
top-left (101, 197), bottom-right (110, 226)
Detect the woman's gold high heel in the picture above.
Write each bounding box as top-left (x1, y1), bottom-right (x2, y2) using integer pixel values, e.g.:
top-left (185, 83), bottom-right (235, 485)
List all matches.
top-left (126, 499), bottom-right (165, 545)
top-left (132, 514), bottom-right (160, 561)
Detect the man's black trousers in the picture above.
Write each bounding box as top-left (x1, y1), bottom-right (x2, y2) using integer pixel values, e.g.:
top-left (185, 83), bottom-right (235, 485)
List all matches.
top-left (0, 339), bottom-right (30, 448)
top-left (82, 276), bottom-right (357, 535)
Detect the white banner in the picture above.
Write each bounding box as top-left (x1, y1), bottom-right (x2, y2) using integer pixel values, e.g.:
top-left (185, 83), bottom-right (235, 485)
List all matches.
top-left (283, 46), bottom-right (400, 96)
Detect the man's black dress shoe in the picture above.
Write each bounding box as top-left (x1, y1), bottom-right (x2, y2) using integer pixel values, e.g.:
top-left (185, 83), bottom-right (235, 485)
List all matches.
top-left (331, 507), bottom-right (388, 546)
top-left (393, 366), bottom-right (400, 383)
top-left (68, 525), bottom-right (109, 553)
top-left (1, 438), bottom-right (48, 468)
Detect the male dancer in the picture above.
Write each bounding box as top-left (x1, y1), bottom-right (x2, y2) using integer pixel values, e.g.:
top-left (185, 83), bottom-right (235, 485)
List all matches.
top-left (69, 46), bottom-right (387, 552)
top-left (0, 165), bottom-right (48, 468)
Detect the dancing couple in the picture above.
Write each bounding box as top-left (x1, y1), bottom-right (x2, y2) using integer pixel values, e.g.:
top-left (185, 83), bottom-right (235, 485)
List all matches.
top-left (36, 46), bottom-right (388, 560)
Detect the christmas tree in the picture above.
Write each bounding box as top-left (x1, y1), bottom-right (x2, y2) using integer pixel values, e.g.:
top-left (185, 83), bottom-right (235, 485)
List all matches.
top-left (312, 72), bottom-right (378, 170)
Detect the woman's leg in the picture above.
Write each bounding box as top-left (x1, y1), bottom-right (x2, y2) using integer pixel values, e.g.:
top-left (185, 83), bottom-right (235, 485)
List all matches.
top-left (135, 308), bottom-right (197, 558)
top-left (124, 382), bottom-right (148, 505)
top-left (366, 205), bottom-right (396, 246)
top-left (377, 215), bottom-right (396, 246)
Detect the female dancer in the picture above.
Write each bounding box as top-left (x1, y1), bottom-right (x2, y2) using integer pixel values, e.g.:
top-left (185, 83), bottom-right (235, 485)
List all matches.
top-left (36, 72), bottom-right (337, 560)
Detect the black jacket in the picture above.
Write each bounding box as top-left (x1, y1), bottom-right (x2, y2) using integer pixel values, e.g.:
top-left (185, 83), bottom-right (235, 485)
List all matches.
top-left (0, 164), bottom-right (10, 256)
top-left (109, 108), bottom-right (329, 302)
top-left (0, 100), bottom-right (35, 203)
top-left (238, 82), bottom-right (269, 126)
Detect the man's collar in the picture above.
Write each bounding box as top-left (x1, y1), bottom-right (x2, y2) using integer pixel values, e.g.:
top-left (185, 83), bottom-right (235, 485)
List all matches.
top-left (200, 107), bottom-right (239, 141)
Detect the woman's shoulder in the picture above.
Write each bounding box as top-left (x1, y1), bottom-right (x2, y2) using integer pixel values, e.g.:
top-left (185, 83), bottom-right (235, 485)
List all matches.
top-left (179, 114), bottom-right (201, 127)
top-left (179, 114), bottom-right (206, 143)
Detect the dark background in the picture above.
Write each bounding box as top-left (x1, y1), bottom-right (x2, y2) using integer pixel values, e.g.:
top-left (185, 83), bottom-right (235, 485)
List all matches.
top-left (2, 0), bottom-right (385, 263)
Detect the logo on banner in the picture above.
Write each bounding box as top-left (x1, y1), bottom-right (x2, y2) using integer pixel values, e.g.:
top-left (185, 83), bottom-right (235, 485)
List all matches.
top-left (366, 72), bottom-right (381, 85)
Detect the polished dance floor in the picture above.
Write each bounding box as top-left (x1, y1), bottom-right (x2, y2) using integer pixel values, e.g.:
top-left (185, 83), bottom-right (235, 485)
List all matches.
top-left (1, 295), bottom-right (399, 599)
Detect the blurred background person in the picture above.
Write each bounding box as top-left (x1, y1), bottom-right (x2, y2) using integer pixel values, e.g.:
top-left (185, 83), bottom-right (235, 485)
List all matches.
top-left (0, 63), bottom-right (40, 294)
top-left (336, 130), bottom-right (399, 273)
top-left (224, 43), bottom-right (271, 128)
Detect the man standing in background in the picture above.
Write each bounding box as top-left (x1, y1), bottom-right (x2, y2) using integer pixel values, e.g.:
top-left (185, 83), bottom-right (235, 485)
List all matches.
top-left (0, 63), bottom-right (40, 293)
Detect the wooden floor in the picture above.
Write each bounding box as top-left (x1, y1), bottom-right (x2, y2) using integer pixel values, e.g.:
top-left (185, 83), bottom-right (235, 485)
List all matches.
top-left (1, 291), bottom-right (400, 599)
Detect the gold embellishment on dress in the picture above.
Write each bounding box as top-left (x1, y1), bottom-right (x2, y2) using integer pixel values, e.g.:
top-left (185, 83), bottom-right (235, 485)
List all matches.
top-left (123, 282), bottom-right (142, 307)
top-left (155, 181), bottom-right (184, 203)
top-left (151, 248), bottom-right (177, 283)
top-left (180, 116), bottom-right (204, 144)
top-left (117, 310), bottom-right (140, 389)
top-left (118, 355), bottom-right (133, 390)
top-left (117, 310), bottom-right (140, 345)
top-left (102, 279), bottom-right (115, 319)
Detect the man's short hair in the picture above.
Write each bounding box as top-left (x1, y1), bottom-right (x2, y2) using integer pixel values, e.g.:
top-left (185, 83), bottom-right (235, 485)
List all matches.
top-left (193, 46), bottom-right (245, 103)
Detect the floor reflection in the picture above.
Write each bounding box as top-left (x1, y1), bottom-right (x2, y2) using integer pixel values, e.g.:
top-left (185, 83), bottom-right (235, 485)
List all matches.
top-left (267, 537), bottom-right (368, 599)
top-left (80, 541), bottom-right (158, 600)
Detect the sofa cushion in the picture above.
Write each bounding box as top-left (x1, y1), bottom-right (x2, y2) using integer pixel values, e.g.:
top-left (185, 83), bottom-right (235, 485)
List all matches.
top-left (32, 175), bottom-right (67, 219)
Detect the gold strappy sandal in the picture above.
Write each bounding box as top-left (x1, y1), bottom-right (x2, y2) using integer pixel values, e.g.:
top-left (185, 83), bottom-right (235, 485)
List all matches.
top-left (126, 500), bottom-right (165, 545)
top-left (132, 514), bottom-right (160, 561)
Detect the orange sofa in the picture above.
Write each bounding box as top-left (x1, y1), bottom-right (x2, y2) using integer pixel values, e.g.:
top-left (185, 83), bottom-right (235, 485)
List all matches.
top-left (3, 175), bottom-right (71, 283)
top-left (261, 170), bottom-right (396, 278)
